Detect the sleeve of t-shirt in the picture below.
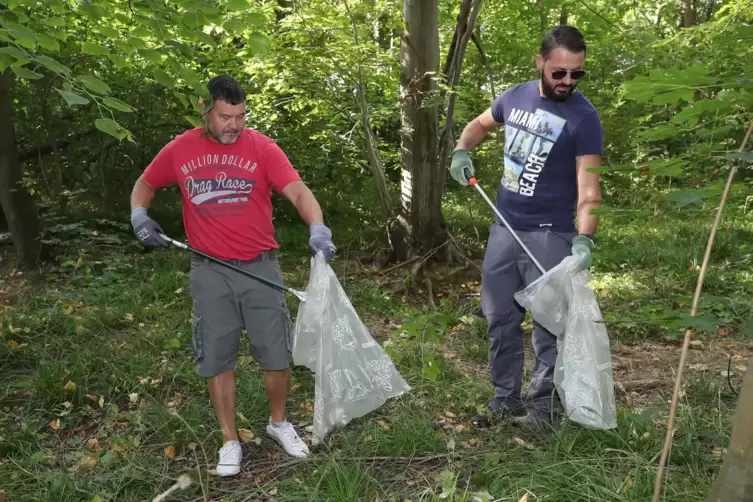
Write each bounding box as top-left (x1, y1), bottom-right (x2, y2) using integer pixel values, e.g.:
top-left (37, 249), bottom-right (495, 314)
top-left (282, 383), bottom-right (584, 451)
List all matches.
top-left (262, 140), bottom-right (302, 193)
top-left (490, 87), bottom-right (513, 123)
top-left (142, 141), bottom-right (177, 188)
top-left (573, 111), bottom-right (604, 157)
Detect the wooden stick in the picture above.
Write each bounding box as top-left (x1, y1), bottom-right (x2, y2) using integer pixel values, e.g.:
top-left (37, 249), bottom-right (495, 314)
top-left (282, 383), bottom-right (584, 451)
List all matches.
top-left (652, 119), bottom-right (753, 502)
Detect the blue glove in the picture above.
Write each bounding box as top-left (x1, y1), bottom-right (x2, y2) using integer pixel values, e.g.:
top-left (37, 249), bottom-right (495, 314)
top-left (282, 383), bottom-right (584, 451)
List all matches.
top-left (131, 208), bottom-right (169, 247)
top-left (571, 234), bottom-right (594, 271)
top-left (309, 223), bottom-right (336, 263)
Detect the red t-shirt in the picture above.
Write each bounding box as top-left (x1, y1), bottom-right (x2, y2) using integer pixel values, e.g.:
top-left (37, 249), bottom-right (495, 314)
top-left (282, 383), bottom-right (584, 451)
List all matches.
top-left (143, 128), bottom-right (301, 261)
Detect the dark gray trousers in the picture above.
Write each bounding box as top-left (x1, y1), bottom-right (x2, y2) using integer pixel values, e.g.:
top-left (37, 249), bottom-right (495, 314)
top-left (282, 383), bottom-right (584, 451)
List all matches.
top-left (480, 223), bottom-right (576, 413)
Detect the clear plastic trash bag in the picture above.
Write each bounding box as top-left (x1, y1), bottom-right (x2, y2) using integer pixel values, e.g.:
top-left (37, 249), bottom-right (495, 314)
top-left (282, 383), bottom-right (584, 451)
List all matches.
top-left (292, 252), bottom-right (411, 445)
top-left (513, 253), bottom-right (617, 430)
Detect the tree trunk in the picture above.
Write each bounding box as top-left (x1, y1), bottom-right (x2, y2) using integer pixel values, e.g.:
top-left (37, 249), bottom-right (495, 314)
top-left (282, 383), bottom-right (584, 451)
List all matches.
top-left (441, 0), bottom-right (472, 84)
top-left (346, 1), bottom-right (394, 221)
top-left (681, 0), bottom-right (694, 26)
top-left (276, 0), bottom-right (294, 21)
top-left (0, 204), bottom-right (7, 232)
top-left (704, 360), bottom-right (753, 501)
top-left (396, 0), bottom-right (444, 260)
top-left (560, 5), bottom-right (568, 25)
top-left (438, 0), bottom-right (483, 178)
top-left (0, 70), bottom-right (50, 267)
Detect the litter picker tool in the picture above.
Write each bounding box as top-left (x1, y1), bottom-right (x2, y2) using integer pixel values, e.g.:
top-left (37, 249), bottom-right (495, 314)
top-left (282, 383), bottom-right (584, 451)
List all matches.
top-left (464, 169), bottom-right (546, 274)
top-left (158, 233), bottom-right (308, 302)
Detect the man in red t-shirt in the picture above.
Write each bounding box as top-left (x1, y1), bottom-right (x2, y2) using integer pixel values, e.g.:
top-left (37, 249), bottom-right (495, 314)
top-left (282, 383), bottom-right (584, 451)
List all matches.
top-left (129, 75), bottom-right (335, 476)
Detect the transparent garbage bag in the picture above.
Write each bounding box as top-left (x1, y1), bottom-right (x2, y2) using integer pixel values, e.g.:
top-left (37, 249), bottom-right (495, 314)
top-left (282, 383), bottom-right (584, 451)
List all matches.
top-left (514, 253), bottom-right (617, 430)
top-left (292, 252), bottom-right (411, 445)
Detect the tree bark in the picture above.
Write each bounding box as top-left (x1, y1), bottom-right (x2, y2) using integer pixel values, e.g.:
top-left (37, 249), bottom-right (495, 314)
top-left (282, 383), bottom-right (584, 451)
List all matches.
top-left (560, 5), bottom-right (568, 25)
top-left (438, 0), bottom-right (483, 180)
top-left (681, 0), bottom-right (694, 27)
top-left (396, 0), bottom-right (444, 260)
top-left (0, 204), bottom-right (7, 232)
top-left (441, 0), bottom-right (472, 85)
top-left (704, 360), bottom-right (753, 501)
top-left (345, 0), bottom-right (394, 221)
top-left (0, 70), bottom-right (51, 267)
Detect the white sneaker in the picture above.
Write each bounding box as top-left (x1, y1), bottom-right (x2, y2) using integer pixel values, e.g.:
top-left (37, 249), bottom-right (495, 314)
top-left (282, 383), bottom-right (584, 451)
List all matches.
top-left (266, 420), bottom-right (310, 458)
top-left (216, 440), bottom-right (241, 477)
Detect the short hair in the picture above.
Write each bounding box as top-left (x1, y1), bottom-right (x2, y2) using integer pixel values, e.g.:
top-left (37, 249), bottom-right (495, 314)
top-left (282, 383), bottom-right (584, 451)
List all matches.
top-left (207, 75), bottom-right (246, 105)
top-left (540, 25), bottom-right (586, 58)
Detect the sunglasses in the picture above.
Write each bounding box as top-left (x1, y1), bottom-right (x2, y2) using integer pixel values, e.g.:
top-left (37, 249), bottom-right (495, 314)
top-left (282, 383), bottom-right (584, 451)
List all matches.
top-left (545, 63), bottom-right (586, 80)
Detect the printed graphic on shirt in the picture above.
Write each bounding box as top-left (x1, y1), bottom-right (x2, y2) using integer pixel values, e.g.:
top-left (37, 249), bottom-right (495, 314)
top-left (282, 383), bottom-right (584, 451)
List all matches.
top-left (178, 154), bottom-right (258, 215)
top-left (502, 108), bottom-right (566, 197)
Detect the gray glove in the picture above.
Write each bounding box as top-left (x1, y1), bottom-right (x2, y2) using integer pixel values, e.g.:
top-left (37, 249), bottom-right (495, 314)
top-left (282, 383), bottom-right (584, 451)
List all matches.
top-left (571, 234), bottom-right (594, 271)
top-left (449, 149), bottom-right (475, 186)
top-left (309, 223), bottom-right (335, 263)
top-left (131, 207), bottom-right (169, 247)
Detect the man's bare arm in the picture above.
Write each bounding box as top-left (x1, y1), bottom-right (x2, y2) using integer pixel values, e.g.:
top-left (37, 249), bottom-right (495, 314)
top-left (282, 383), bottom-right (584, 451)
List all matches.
top-left (280, 180), bottom-right (324, 226)
top-left (454, 108), bottom-right (503, 151)
top-left (575, 154), bottom-right (602, 236)
top-left (130, 174), bottom-right (158, 210)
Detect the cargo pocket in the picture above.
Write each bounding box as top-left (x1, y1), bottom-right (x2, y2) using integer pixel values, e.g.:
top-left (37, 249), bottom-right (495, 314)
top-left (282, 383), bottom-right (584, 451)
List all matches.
top-left (280, 300), bottom-right (294, 357)
top-left (191, 313), bottom-right (204, 362)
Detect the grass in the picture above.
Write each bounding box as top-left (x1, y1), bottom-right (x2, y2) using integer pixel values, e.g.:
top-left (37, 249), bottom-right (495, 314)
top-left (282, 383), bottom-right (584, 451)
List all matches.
top-left (1, 194), bottom-right (751, 501)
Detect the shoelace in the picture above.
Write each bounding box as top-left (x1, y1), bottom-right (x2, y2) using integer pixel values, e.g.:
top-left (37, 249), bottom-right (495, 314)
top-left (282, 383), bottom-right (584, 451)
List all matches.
top-left (279, 424), bottom-right (305, 449)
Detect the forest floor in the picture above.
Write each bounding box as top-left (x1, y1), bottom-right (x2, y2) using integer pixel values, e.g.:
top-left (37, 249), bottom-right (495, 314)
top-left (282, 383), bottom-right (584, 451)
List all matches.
top-left (1, 205), bottom-right (752, 501)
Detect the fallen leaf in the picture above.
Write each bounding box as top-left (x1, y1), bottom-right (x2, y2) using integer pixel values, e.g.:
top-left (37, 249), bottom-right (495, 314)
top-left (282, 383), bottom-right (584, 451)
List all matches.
top-left (77, 455), bottom-right (98, 471)
top-left (62, 401), bottom-right (73, 408)
top-left (269, 488), bottom-right (278, 496)
top-left (238, 428), bottom-right (255, 442)
top-left (690, 363), bottom-right (709, 372)
top-left (6, 340), bottom-right (19, 350)
top-left (376, 420), bottom-right (391, 430)
top-left (164, 445), bottom-right (175, 458)
top-left (63, 381), bottom-right (77, 391)
top-left (718, 328), bottom-right (729, 336)
top-left (98, 396), bottom-right (104, 408)
top-left (364, 435), bottom-right (373, 442)
top-left (508, 437), bottom-right (532, 449)
top-left (62, 304), bottom-right (74, 315)
top-left (125, 313), bottom-right (134, 321)
top-left (87, 438), bottom-right (101, 451)
top-left (129, 393), bottom-right (139, 403)
top-left (207, 469), bottom-right (218, 476)
top-left (49, 419), bottom-right (61, 430)
top-left (689, 340), bottom-right (704, 349)
top-left (444, 411), bottom-right (457, 419)
top-left (0, 490), bottom-right (5, 500)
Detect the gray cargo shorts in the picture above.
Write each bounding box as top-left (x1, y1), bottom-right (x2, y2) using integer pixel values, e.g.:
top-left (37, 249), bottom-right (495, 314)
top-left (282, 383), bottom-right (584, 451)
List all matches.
top-left (188, 250), bottom-right (294, 377)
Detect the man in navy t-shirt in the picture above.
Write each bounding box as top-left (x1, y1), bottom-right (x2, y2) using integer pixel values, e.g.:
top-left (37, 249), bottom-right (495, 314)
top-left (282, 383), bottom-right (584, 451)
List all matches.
top-left (449, 25), bottom-right (604, 429)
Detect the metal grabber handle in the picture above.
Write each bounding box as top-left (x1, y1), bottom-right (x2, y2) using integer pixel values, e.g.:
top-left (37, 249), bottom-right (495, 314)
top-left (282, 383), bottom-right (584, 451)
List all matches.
top-left (464, 168), bottom-right (546, 275)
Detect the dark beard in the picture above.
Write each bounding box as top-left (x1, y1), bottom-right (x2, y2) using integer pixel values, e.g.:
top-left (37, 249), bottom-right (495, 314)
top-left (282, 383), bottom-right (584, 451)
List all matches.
top-left (540, 71), bottom-right (575, 102)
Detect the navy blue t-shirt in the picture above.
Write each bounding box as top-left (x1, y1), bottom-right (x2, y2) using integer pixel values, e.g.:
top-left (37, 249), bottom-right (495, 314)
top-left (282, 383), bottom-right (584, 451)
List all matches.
top-left (490, 80), bottom-right (603, 233)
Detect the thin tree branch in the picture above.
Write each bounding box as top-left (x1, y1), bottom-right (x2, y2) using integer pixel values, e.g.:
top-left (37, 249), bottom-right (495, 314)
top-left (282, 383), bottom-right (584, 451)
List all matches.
top-left (652, 118), bottom-right (753, 502)
top-left (577, 0), bottom-right (624, 32)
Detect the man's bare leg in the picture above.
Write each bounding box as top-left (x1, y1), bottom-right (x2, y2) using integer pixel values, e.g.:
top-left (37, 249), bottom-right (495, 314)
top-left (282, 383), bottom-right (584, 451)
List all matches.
top-left (208, 370), bottom-right (237, 442)
top-left (264, 369), bottom-right (290, 422)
